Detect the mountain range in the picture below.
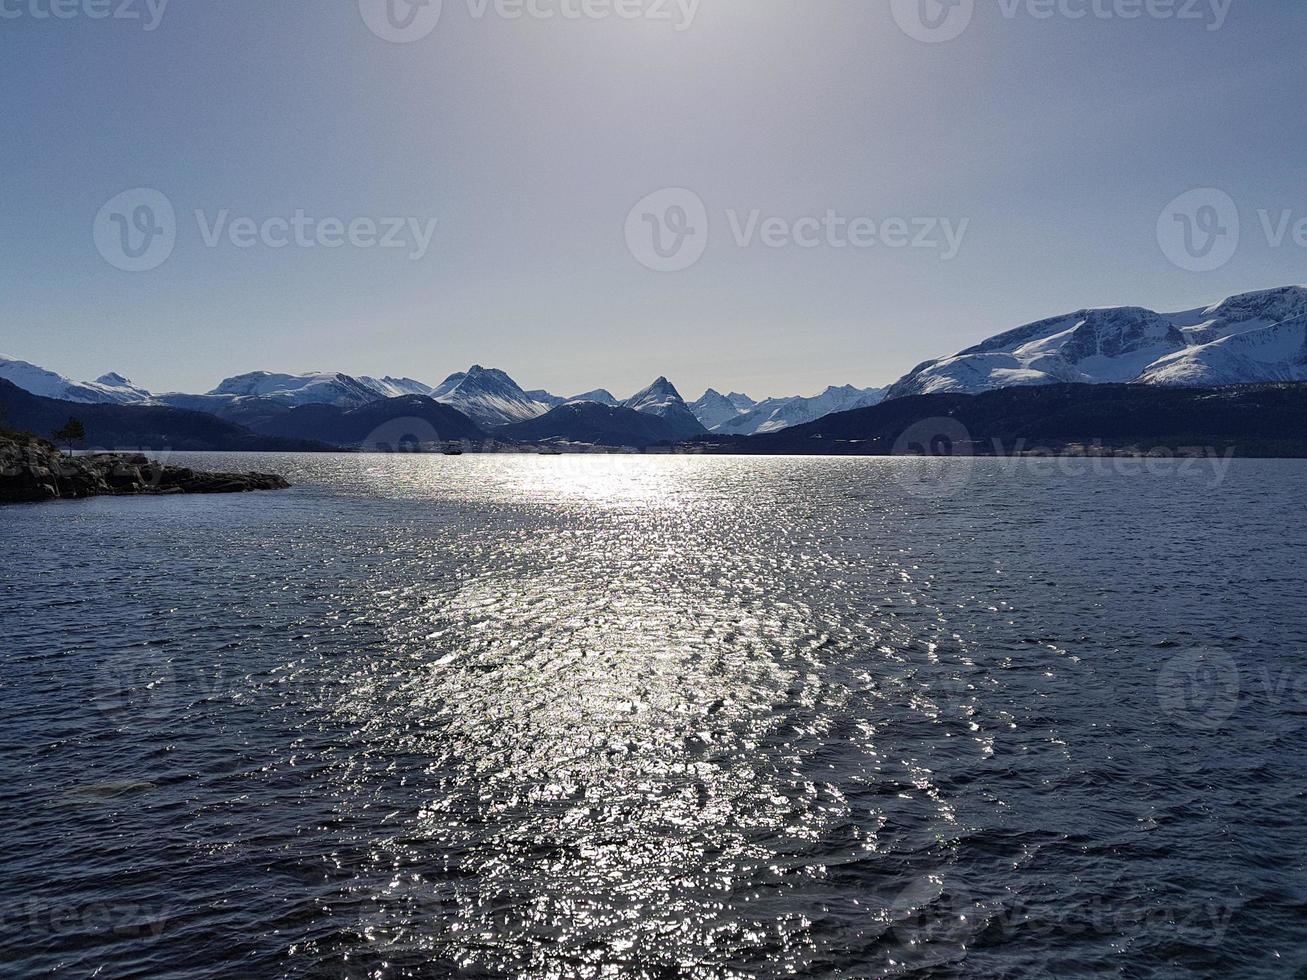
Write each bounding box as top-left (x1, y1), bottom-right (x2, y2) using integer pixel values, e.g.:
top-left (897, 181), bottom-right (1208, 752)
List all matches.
top-left (887, 285), bottom-right (1307, 398)
top-left (6, 284), bottom-right (1307, 452)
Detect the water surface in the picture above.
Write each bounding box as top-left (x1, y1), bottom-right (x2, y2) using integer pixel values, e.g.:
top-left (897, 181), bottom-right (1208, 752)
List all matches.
top-left (2, 454), bottom-right (1305, 977)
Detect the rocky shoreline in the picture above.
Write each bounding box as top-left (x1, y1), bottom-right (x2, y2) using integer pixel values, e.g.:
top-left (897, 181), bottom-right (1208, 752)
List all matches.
top-left (0, 435), bottom-right (289, 505)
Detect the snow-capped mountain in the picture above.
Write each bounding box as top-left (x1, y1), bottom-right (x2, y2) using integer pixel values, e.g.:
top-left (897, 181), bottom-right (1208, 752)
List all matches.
top-left (92, 373), bottom-right (153, 401)
top-left (151, 370), bottom-right (391, 423)
top-left (1167, 285), bottom-right (1307, 346)
top-left (689, 389), bottom-right (746, 431)
top-left (887, 307), bottom-right (1188, 399)
top-left (359, 376), bottom-right (435, 399)
top-left (208, 371), bottom-right (379, 407)
top-left (526, 388), bottom-right (620, 409)
top-left (569, 389), bottom-right (619, 407)
top-left (713, 386), bottom-right (887, 436)
top-left (431, 365), bottom-right (550, 426)
top-left (526, 389), bottom-right (567, 409)
top-left (623, 377), bottom-right (707, 440)
top-left (1141, 320), bottom-right (1307, 387)
top-left (726, 392), bottom-right (757, 412)
top-left (0, 356), bottom-right (153, 405)
top-left (885, 286), bottom-right (1307, 399)
top-left (1139, 287), bottom-right (1307, 386)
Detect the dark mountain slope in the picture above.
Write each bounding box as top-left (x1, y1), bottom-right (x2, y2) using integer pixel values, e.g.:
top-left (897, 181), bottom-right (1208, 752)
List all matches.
top-left (712, 382), bottom-right (1307, 457)
top-left (0, 379), bottom-right (327, 452)
top-left (251, 395), bottom-right (486, 448)
top-left (498, 402), bottom-right (691, 449)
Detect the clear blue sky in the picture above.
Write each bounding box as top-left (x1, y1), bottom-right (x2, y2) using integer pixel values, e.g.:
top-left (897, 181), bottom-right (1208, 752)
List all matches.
top-left (2, 0), bottom-right (1306, 399)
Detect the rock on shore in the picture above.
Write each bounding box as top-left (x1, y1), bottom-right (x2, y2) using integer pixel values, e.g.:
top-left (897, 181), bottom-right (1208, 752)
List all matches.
top-left (0, 435), bottom-right (290, 504)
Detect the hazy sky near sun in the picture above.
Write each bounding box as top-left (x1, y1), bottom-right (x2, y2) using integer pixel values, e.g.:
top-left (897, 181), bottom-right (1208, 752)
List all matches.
top-left (2, 0), bottom-right (1306, 400)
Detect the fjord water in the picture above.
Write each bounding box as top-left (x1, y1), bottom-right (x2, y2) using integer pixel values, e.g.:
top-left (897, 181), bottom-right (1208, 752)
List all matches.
top-left (3, 454), bottom-right (1306, 978)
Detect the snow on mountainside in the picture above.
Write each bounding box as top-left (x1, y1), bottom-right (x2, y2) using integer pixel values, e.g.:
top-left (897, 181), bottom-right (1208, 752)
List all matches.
top-left (526, 390), bottom-right (567, 409)
top-left (93, 373), bottom-right (153, 401)
top-left (1168, 285), bottom-right (1307, 346)
top-left (887, 308), bottom-right (1188, 399)
top-left (1141, 319), bottom-right (1307, 386)
top-left (623, 378), bottom-right (707, 439)
top-left (886, 286), bottom-right (1307, 399)
top-left (527, 388), bottom-right (621, 408)
top-left (0, 355), bottom-right (152, 404)
top-left (359, 376), bottom-right (435, 399)
top-left (690, 389), bottom-right (746, 431)
top-left (431, 365), bottom-right (549, 425)
top-left (713, 386), bottom-right (887, 436)
top-left (210, 371), bottom-right (379, 407)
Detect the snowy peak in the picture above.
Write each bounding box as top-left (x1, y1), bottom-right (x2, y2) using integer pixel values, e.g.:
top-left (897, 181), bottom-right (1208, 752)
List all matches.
top-left (209, 371), bottom-right (378, 407)
top-left (712, 385), bottom-right (887, 435)
top-left (93, 372), bottom-right (150, 396)
top-left (624, 377), bottom-right (684, 414)
top-left (623, 377), bottom-right (706, 439)
top-left (432, 365), bottom-right (550, 425)
top-left (0, 355), bottom-right (152, 405)
top-left (690, 388), bottom-right (747, 431)
top-left (569, 389), bottom-right (618, 407)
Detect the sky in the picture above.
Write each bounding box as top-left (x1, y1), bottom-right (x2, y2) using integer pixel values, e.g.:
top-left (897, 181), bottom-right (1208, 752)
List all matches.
top-left (2, 0), bottom-right (1307, 401)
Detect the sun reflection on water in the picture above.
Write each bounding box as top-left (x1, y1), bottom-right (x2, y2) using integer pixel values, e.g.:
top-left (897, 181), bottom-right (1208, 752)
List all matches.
top-left (301, 457), bottom-right (980, 975)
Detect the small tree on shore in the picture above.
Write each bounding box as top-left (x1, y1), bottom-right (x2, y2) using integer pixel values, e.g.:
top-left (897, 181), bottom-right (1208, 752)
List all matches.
top-left (53, 417), bottom-right (86, 454)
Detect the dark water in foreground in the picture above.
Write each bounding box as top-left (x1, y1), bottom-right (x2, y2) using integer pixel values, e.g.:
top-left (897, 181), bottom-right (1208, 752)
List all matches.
top-left (2, 454), bottom-right (1306, 978)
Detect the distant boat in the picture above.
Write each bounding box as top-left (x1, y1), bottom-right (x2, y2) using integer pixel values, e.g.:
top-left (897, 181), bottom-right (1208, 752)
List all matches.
top-left (442, 445), bottom-right (464, 456)
top-left (537, 447), bottom-right (564, 456)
